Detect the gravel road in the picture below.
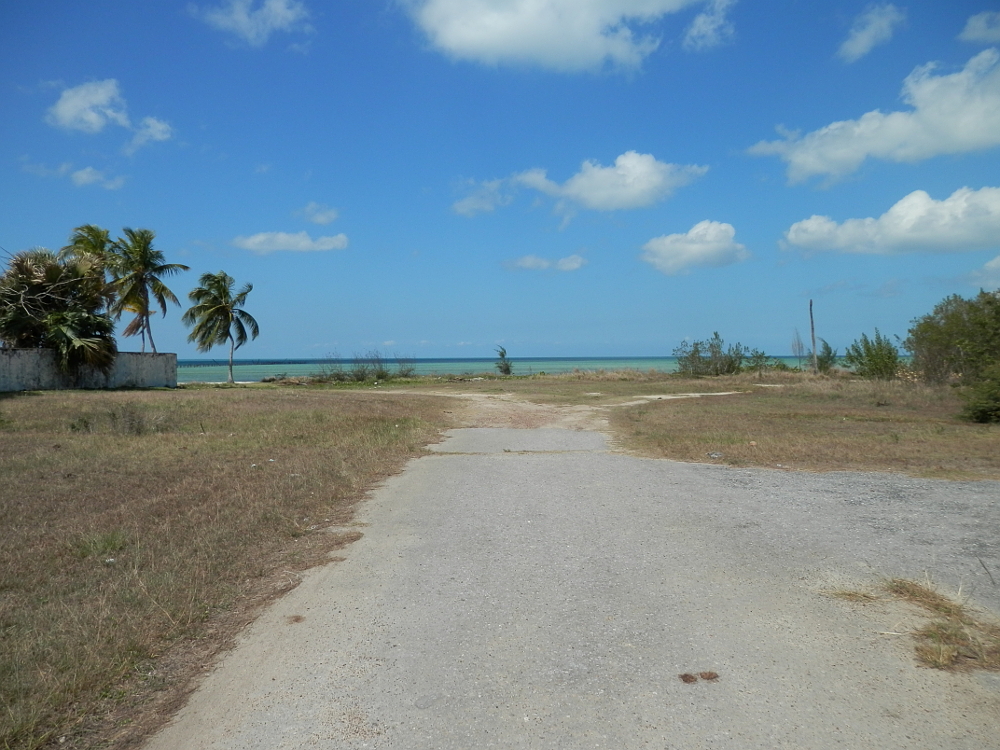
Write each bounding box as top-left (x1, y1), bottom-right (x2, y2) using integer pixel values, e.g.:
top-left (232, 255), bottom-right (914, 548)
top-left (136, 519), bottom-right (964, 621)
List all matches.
top-left (145, 426), bottom-right (1000, 749)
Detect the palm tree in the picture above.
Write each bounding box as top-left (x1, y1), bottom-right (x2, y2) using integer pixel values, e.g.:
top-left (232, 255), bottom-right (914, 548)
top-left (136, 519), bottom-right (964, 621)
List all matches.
top-left (181, 271), bottom-right (259, 384)
top-left (109, 228), bottom-right (189, 353)
top-left (0, 248), bottom-right (117, 376)
top-left (60, 224), bottom-right (113, 265)
top-left (59, 224), bottom-right (117, 311)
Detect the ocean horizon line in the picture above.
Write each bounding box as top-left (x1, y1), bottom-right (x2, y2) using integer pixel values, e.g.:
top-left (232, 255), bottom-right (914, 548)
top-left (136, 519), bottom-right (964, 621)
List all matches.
top-left (177, 355), bottom-right (708, 367)
top-left (175, 354), bottom-right (809, 383)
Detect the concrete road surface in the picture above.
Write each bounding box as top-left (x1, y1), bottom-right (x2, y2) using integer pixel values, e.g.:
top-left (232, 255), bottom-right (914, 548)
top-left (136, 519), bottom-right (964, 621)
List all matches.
top-left (145, 427), bottom-right (1000, 749)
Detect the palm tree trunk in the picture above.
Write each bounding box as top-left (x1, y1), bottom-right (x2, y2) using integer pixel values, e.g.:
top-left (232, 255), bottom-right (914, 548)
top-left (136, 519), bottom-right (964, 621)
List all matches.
top-left (146, 315), bottom-right (158, 354)
top-left (227, 336), bottom-right (235, 384)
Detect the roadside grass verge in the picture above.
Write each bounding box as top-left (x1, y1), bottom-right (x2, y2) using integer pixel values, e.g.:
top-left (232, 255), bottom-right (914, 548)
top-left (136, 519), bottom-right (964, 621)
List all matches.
top-left (0, 386), bottom-right (450, 750)
top-left (828, 578), bottom-right (1000, 672)
top-left (886, 578), bottom-right (1000, 671)
top-left (606, 375), bottom-right (1000, 479)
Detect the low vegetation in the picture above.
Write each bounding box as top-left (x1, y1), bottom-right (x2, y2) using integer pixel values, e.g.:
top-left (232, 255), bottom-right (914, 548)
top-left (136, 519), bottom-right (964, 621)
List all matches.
top-left (303, 350), bottom-right (416, 384)
top-left (5, 356), bottom-right (1000, 748)
top-left (611, 374), bottom-right (999, 479)
top-left (494, 346), bottom-right (513, 376)
top-left (673, 332), bottom-right (747, 376)
top-left (0, 386), bottom-right (451, 750)
top-left (831, 578), bottom-right (1000, 672)
top-left (842, 329), bottom-right (901, 381)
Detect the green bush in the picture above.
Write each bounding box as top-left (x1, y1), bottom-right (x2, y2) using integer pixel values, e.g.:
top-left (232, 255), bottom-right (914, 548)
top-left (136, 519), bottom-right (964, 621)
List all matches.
top-left (843, 329), bottom-right (899, 380)
top-left (673, 332), bottom-right (747, 376)
top-left (906, 290), bottom-right (1000, 384)
top-left (960, 365), bottom-right (1000, 423)
top-left (814, 338), bottom-right (838, 374)
top-left (495, 346), bottom-right (513, 376)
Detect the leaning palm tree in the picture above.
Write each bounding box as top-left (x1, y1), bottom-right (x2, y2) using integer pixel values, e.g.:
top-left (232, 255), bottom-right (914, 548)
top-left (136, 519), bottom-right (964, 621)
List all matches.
top-left (109, 228), bottom-right (189, 353)
top-left (181, 271), bottom-right (259, 384)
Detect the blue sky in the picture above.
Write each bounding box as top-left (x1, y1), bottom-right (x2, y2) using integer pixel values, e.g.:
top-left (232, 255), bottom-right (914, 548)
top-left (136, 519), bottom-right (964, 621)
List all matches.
top-left (3, 0), bottom-right (1000, 359)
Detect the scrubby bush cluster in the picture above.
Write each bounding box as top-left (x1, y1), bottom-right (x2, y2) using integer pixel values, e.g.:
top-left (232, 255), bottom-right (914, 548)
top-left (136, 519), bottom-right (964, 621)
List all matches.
top-left (842, 329), bottom-right (900, 380)
top-left (839, 290), bottom-right (1000, 421)
top-left (905, 290), bottom-right (1000, 386)
top-left (673, 332), bottom-right (748, 376)
top-left (905, 290), bottom-right (1000, 422)
top-left (960, 365), bottom-right (1000, 423)
top-left (312, 350), bottom-right (416, 383)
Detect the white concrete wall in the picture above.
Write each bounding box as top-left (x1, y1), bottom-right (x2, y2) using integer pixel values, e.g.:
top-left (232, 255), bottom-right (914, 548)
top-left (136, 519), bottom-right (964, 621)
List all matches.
top-left (0, 349), bottom-right (177, 391)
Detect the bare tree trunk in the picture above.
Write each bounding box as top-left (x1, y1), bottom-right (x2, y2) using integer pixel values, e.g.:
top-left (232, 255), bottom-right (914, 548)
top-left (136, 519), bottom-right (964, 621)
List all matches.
top-left (227, 336), bottom-right (235, 384)
top-left (809, 299), bottom-right (818, 374)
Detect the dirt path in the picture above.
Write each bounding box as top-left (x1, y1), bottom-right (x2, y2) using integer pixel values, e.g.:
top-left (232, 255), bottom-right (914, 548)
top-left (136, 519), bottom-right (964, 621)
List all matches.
top-left (398, 387), bottom-right (742, 432)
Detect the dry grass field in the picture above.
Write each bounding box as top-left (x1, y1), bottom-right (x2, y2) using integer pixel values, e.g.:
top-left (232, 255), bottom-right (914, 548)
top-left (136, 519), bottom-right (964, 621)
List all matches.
top-left (2, 370), bottom-right (999, 749)
top-left (0, 385), bottom-right (452, 750)
top-left (606, 374), bottom-right (1000, 479)
top-left (415, 369), bottom-right (1000, 479)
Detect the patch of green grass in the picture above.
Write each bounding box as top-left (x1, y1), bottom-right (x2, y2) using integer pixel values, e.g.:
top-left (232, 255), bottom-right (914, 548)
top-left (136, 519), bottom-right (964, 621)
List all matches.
top-left (73, 529), bottom-right (129, 559)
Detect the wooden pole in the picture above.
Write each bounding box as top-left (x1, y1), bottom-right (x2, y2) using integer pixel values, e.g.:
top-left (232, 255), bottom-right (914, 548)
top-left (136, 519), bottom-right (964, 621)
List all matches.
top-left (809, 299), bottom-right (818, 373)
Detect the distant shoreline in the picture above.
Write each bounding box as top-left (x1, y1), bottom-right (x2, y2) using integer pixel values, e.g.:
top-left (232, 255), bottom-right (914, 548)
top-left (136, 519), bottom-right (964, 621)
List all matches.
top-left (176, 355), bottom-right (807, 384)
top-left (177, 356), bottom-right (699, 368)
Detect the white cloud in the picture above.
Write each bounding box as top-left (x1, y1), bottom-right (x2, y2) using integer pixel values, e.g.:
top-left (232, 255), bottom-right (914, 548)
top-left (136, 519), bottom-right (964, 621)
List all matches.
top-left (452, 179), bottom-right (512, 217)
top-left (959, 12), bottom-right (1000, 44)
top-left (233, 231), bottom-right (349, 254)
top-left (193, 0), bottom-right (311, 47)
top-left (514, 255), bottom-right (552, 270)
top-left (124, 116), bottom-right (173, 155)
top-left (971, 255), bottom-right (1000, 289)
top-left (46, 80), bottom-right (173, 154)
top-left (299, 201), bottom-right (339, 224)
top-left (784, 186), bottom-right (1000, 254)
top-left (511, 254), bottom-right (587, 271)
top-left (641, 220), bottom-right (748, 275)
top-left (516, 151), bottom-right (707, 211)
top-left (750, 49), bottom-right (1000, 182)
top-left (555, 254), bottom-right (587, 271)
top-left (837, 3), bottom-right (906, 63)
top-left (20, 159), bottom-right (72, 178)
top-left (404, 0), bottom-right (704, 72)
top-left (683, 0), bottom-right (735, 51)
top-left (46, 80), bottom-right (130, 133)
top-left (70, 167), bottom-right (126, 190)
top-left (21, 159), bottom-right (122, 189)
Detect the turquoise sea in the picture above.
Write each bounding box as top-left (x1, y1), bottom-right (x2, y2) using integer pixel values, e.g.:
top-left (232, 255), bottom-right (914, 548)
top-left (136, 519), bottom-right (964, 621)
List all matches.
top-left (177, 357), bottom-right (681, 383)
top-left (177, 356), bottom-right (807, 384)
